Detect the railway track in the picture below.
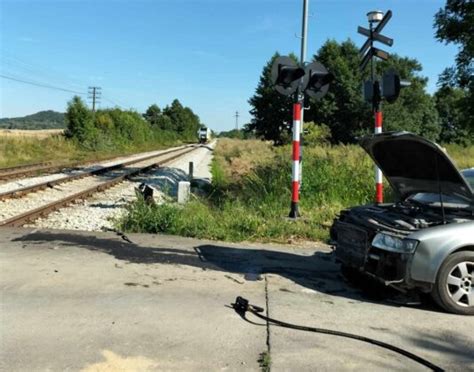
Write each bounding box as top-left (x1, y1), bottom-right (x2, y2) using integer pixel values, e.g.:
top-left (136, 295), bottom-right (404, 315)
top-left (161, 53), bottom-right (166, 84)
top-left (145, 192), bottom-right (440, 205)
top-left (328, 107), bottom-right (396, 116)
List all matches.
top-left (0, 146), bottom-right (189, 200)
top-left (0, 145), bottom-right (198, 228)
top-left (0, 150), bottom-right (171, 181)
top-left (0, 162), bottom-right (55, 180)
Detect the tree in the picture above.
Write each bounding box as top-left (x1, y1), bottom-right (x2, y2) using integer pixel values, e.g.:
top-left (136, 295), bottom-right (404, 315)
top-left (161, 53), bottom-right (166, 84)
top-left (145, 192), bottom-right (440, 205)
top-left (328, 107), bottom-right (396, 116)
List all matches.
top-left (377, 56), bottom-right (441, 140)
top-left (162, 99), bottom-right (201, 140)
top-left (307, 39), bottom-right (441, 142)
top-left (434, 0), bottom-right (473, 141)
top-left (143, 104), bottom-right (161, 126)
top-left (144, 104), bottom-right (173, 131)
top-left (182, 107), bottom-right (201, 139)
top-left (302, 122), bottom-right (331, 146)
top-left (218, 129), bottom-right (244, 139)
top-left (434, 0), bottom-right (474, 88)
top-left (305, 40), bottom-right (368, 143)
top-left (248, 52), bottom-right (296, 145)
top-left (249, 43), bottom-right (441, 144)
top-left (435, 86), bottom-right (470, 143)
top-left (65, 96), bottom-right (94, 143)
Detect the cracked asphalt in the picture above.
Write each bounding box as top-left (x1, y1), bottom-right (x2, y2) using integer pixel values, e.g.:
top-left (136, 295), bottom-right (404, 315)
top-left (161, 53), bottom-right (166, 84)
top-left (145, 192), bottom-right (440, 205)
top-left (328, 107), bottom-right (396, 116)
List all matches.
top-left (1, 228), bottom-right (473, 371)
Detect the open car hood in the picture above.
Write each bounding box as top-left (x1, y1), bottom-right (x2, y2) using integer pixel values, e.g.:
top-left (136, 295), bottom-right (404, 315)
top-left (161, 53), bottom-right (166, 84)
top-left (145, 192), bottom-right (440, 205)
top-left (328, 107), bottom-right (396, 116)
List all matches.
top-left (360, 132), bottom-right (474, 203)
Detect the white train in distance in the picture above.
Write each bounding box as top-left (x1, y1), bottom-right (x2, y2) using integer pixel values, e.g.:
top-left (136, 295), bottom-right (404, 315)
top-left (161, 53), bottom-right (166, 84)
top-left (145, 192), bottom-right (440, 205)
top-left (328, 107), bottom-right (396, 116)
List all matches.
top-left (198, 126), bottom-right (211, 144)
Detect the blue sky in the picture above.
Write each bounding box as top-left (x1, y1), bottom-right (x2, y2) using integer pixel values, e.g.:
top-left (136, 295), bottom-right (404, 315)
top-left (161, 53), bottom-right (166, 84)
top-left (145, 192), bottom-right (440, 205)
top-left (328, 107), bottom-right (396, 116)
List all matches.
top-left (0, 0), bottom-right (458, 131)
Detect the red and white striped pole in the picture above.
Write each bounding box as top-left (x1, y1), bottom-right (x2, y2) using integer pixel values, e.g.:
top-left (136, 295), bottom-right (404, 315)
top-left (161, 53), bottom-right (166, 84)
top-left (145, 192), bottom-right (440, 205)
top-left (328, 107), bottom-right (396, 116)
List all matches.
top-left (289, 102), bottom-right (301, 218)
top-left (375, 110), bottom-right (383, 203)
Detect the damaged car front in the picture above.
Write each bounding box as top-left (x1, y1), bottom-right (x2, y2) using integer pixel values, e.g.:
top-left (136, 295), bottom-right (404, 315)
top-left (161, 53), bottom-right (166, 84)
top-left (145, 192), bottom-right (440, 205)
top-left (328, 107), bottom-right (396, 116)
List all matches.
top-left (331, 132), bottom-right (474, 315)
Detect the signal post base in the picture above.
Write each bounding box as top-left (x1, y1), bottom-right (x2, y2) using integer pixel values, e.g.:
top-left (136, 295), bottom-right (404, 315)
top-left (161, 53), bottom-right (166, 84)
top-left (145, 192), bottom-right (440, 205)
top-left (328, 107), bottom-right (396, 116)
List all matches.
top-left (288, 202), bottom-right (300, 219)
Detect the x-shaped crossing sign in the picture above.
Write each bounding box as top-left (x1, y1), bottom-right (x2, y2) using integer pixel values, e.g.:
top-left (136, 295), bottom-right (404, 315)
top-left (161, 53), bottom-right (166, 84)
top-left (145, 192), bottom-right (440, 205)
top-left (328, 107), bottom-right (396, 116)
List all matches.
top-left (359, 10), bottom-right (393, 71)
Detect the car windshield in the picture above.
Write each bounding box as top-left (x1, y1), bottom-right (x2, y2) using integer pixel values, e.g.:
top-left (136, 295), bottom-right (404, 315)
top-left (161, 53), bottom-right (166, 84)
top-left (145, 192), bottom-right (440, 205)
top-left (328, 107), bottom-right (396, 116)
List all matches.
top-left (461, 168), bottom-right (474, 190)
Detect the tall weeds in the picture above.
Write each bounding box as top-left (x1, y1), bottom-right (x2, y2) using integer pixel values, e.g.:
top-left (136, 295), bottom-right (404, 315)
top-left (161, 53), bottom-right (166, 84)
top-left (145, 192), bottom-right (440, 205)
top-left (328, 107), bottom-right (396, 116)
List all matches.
top-left (120, 139), bottom-right (474, 243)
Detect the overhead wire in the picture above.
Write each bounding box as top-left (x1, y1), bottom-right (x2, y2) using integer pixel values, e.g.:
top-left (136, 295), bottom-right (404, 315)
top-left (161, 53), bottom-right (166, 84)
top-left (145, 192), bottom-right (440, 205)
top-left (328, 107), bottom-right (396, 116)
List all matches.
top-left (1, 53), bottom-right (86, 92)
top-left (102, 96), bottom-right (126, 108)
top-left (0, 73), bottom-right (87, 95)
top-left (1, 52), bottom-right (132, 110)
top-left (1, 73), bottom-right (130, 109)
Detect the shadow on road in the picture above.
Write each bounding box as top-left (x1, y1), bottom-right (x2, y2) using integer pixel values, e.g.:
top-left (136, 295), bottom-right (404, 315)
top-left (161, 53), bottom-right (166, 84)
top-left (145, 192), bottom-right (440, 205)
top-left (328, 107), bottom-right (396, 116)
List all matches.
top-left (13, 230), bottom-right (440, 312)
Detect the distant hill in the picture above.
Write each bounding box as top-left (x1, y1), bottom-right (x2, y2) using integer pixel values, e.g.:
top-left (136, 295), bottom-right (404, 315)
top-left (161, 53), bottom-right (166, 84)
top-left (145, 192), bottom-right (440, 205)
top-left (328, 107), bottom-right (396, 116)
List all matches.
top-left (0, 110), bottom-right (65, 129)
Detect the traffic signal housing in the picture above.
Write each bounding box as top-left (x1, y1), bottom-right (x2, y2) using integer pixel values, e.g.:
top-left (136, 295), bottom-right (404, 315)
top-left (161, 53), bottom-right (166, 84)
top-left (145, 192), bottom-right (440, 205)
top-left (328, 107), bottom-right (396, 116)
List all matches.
top-left (363, 80), bottom-right (381, 104)
top-left (382, 69), bottom-right (411, 103)
top-left (271, 56), bottom-right (333, 100)
top-left (363, 70), bottom-right (410, 104)
top-left (304, 61), bottom-right (334, 100)
top-left (271, 56), bottom-right (306, 96)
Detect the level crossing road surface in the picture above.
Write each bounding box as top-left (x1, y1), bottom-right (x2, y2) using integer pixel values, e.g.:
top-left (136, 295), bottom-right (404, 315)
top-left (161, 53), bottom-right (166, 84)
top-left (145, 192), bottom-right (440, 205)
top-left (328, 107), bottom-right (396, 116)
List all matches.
top-left (1, 228), bottom-right (473, 371)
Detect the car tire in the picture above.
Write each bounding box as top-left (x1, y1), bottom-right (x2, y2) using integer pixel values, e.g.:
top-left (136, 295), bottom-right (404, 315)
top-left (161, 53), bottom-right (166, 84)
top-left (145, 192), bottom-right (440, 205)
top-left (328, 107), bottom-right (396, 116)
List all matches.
top-left (431, 251), bottom-right (474, 315)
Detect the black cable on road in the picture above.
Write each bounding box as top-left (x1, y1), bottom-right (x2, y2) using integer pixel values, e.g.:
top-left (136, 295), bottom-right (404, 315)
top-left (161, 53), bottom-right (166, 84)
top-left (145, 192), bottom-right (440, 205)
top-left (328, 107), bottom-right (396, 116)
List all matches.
top-left (231, 296), bottom-right (444, 372)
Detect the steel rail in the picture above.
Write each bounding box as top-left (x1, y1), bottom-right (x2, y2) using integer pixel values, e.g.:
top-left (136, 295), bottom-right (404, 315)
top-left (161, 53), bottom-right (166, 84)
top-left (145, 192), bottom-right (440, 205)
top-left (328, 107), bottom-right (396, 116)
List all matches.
top-left (0, 146), bottom-right (198, 227)
top-left (0, 146), bottom-right (190, 200)
top-left (0, 163), bottom-right (58, 180)
top-left (0, 148), bottom-right (185, 181)
top-left (0, 161), bottom-right (52, 174)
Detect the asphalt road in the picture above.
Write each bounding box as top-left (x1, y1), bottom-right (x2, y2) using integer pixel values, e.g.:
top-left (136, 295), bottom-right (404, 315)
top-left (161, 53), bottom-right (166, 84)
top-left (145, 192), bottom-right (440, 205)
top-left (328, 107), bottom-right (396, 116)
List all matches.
top-left (1, 228), bottom-right (473, 371)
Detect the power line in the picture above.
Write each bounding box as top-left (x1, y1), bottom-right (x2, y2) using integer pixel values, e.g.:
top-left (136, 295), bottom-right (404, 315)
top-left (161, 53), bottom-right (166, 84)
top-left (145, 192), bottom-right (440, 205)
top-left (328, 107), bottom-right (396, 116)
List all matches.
top-left (102, 96), bottom-right (127, 108)
top-left (1, 54), bottom-right (85, 92)
top-left (1, 52), bottom-right (135, 110)
top-left (0, 73), bottom-right (87, 95)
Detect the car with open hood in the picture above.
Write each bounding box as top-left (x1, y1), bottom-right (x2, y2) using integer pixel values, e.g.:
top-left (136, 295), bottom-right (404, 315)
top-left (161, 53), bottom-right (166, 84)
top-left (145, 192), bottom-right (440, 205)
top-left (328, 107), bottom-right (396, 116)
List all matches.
top-left (330, 131), bottom-right (474, 315)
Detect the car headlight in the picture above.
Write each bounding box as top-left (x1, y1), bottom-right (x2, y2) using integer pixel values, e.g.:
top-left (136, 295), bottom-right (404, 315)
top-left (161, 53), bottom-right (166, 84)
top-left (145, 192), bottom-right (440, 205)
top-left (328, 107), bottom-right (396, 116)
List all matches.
top-left (372, 233), bottom-right (419, 253)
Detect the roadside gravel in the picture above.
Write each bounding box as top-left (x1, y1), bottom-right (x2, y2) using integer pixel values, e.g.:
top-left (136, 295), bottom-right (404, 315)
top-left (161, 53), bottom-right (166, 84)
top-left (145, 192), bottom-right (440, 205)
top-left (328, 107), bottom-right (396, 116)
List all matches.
top-left (30, 142), bottom-right (215, 231)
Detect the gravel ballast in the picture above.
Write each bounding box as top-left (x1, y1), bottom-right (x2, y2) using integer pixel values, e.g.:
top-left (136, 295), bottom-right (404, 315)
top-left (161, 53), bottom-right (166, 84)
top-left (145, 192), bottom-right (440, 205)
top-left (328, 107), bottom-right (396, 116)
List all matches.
top-left (0, 145), bottom-right (185, 194)
top-left (29, 143), bottom-right (215, 231)
top-left (0, 146), bottom-right (191, 224)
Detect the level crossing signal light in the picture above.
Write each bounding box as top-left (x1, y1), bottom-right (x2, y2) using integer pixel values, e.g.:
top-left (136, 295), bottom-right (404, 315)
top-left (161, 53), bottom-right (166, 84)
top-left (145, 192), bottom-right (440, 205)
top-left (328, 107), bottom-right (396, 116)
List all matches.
top-left (304, 61), bottom-right (334, 100)
top-left (271, 56), bottom-right (306, 96)
top-left (271, 56), bottom-right (333, 99)
top-left (358, 9), bottom-right (410, 205)
top-left (363, 70), bottom-right (411, 104)
top-left (382, 69), bottom-right (411, 103)
top-left (271, 55), bottom-right (333, 219)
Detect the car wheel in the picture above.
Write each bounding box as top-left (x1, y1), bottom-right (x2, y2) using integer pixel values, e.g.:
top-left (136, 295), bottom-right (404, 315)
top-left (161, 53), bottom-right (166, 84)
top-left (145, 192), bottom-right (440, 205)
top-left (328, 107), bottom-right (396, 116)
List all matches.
top-left (432, 251), bottom-right (474, 315)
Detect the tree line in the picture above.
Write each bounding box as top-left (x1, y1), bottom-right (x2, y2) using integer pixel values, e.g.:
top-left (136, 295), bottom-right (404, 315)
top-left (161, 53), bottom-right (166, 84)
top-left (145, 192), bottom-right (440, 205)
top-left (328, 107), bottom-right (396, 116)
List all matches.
top-left (0, 110), bottom-right (65, 130)
top-left (65, 97), bottom-right (203, 149)
top-left (247, 0), bottom-right (473, 145)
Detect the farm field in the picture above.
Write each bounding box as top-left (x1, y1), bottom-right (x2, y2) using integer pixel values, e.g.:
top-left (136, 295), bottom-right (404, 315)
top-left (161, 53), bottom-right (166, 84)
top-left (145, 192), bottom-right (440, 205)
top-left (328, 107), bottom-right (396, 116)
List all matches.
top-left (0, 129), bottom-right (64, 138)
top-left (0, 131), bottom-right (181, 169)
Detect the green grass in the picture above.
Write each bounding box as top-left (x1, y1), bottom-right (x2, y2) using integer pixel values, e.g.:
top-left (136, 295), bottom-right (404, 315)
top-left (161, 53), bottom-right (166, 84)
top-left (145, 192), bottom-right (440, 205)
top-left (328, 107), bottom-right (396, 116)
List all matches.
top-left (0, 134), bottom-right (181, 169)
top-left (444, 143), bottom-right (474, 169)
top-left (118, 139), bottom-right (474, 243)
top-left (258, 351), bottom-right (271, 372)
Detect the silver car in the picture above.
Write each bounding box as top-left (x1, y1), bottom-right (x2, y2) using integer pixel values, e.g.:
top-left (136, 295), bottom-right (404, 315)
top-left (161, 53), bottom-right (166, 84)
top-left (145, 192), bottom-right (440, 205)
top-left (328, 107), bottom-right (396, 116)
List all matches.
top-left (330, 132), bottom-right (474, 315)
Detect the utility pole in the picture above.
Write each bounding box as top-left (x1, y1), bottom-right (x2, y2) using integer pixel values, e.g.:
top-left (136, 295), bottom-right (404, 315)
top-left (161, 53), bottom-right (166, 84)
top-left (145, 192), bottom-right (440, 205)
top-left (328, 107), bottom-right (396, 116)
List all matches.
top-left (88, 86), bottom-right (101, 112)
top-left (298, 0), bottom-right (309, 195)
top-left (235, 111), bottom-right (239, 130)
